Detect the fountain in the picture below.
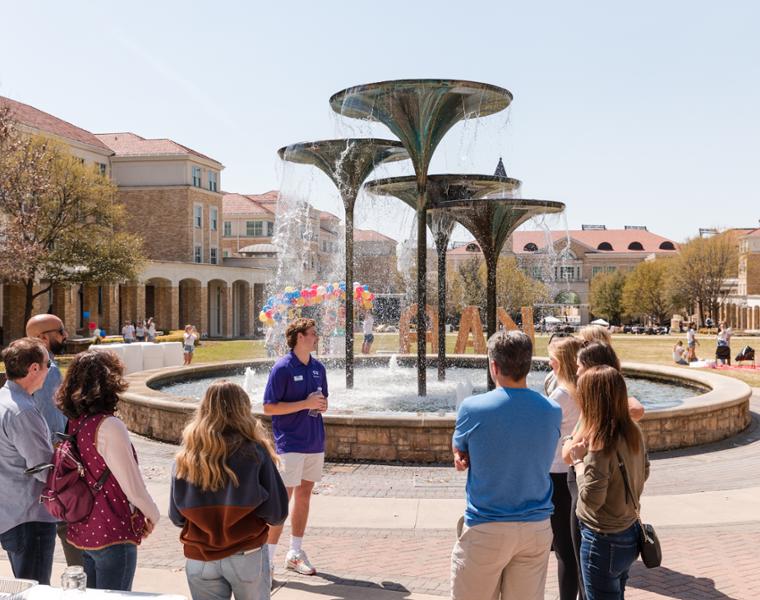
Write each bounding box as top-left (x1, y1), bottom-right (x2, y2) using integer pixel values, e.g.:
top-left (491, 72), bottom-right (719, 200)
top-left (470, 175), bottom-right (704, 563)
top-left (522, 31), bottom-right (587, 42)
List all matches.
top-left (277, 139), bottom-right (409, 388)
top-left (364, 174), bottom-right (523, 381)
top-left (330, 80), bottom-right (513, 395)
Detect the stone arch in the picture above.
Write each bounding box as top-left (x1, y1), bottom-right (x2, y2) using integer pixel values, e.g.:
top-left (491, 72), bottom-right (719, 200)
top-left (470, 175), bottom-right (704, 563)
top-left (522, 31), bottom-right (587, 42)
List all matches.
top-left (179, 278), bottom-right (204, 334)
top-left (207, 279), bottom-right (230, 338)
top-left (145, 277), bottom-right (177, 333)
top-left (232, 279), bottom-right (252, 337)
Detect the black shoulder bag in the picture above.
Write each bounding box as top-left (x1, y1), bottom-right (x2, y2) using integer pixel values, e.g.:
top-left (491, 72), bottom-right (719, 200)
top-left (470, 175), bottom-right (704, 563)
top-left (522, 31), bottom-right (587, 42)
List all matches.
top-left (617, 452), bottom-right (662, 568)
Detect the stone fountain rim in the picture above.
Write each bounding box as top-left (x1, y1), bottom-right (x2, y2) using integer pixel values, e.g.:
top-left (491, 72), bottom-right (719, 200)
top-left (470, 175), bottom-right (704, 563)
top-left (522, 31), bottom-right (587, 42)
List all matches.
top-left (121, 355), bottom-right (750, 429)
top-left (365, 173), bottom-right (523, 188)
top-left (277, 138), bottom-right (409, 160)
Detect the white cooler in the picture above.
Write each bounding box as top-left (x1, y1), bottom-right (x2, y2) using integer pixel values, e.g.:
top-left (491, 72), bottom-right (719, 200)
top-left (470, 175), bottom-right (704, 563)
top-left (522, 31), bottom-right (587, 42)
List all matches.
top-left (141, 343), bottom-right (165, 371)
top-left (120, 343), bottom-right (144, 375)
top-left (162, 342), bottom-right (184, 367)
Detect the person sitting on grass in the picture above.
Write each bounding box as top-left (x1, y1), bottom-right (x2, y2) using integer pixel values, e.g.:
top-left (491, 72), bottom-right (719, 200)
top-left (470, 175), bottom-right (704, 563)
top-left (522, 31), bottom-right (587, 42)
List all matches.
top-left (673, 340), bottom-right (688, 365)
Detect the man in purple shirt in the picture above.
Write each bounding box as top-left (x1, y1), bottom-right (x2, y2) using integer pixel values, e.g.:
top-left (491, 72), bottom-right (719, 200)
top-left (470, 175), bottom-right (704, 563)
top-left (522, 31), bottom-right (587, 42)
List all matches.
top-left (264, 317), bottom-right (327, 577)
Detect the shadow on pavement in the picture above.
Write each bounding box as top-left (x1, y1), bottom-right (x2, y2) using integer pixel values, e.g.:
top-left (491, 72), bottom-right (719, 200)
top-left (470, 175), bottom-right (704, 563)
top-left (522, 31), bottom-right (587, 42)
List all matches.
top-left (273, 572), bottom-right (412, 598)
top-left (628, 564), bottom-right (742, 599)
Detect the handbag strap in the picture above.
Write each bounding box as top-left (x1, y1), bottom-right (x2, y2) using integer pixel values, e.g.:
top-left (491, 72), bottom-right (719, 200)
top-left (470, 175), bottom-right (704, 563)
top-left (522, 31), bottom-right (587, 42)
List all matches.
top-left (67, 414), bottom-right (111, 492)
top-left (616, 451), bottom-right (641, 518)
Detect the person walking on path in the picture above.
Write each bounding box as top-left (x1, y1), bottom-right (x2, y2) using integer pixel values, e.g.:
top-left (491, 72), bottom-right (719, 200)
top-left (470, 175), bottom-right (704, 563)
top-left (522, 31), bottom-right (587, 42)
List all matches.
top-left (450, 330), bottom-right (562, 600)
top-left (171, 381), bottom-right (288, 600)
top-left (361, 311), bottom-right (375, 354)
top-left (686, 322), bottom-right (698, 362)
top-left (183, 325), bottom-right (198, 365)
top-left (566, 366), bottom-right (649, 599)
top-left (26, 314), bottom-right (83, 567)
top-left (547, 336), bottom-right (584, 600)
top-left (263, 317), bottom-right (328, 578)
top-left (0, 338), bottom-right (57, 585)
top-left (57, 351), bottom-right (160, 591)
top-left (146, 318), bottom-right (157, 342)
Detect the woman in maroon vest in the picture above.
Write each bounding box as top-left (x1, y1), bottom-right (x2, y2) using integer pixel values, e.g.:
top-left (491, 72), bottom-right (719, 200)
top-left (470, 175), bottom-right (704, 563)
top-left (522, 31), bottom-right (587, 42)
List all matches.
top-left (56, 351), bottom-right (160, 591)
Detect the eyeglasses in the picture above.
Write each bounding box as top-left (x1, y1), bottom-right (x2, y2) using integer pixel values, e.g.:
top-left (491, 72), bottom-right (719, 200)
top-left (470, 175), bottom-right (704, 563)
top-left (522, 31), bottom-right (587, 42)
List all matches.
top-left (41, 327), bottom-right (65, 336)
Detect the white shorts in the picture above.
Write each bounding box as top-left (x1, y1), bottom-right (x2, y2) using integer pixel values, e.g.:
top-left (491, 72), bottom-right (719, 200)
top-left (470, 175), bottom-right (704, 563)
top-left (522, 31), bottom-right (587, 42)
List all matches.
top-left (278, 452), bottom-right (325, 488)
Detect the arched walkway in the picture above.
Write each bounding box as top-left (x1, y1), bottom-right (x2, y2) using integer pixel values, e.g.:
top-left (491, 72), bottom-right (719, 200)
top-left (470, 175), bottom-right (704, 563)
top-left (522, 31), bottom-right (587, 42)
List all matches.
top-left (145, 277), bottom-right (177, 333)
top-left (207, 279), bottom-right (229, 338)
top-left (179, 279), bottom-right (204, 333)
top-left (232, 280), bottom-right (252, 337)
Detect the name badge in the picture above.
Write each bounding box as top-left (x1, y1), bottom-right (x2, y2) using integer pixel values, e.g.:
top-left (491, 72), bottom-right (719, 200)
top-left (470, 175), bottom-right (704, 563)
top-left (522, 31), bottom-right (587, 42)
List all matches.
top-left (293, 375), bottom-right (303, 382)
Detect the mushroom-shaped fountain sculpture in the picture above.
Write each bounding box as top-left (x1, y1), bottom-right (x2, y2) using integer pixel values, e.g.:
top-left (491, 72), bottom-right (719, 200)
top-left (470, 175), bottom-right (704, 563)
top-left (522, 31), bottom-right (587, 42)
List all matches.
top-left (278, 139), bottom-right (409, 388)
top-left (331, 80), bottom-right (513, 396)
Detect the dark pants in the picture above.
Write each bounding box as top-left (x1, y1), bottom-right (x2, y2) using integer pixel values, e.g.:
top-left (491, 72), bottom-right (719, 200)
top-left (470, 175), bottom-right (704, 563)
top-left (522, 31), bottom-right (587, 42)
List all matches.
top-left (580, 522), bottom-right (640, 600)
top-left (83, 543), bottom-right (137, 591)
top-left (567, 467), bottom-right (586, 600)
top-left (0, 521), bottom-right (56, 584)
top-left (551, 472), bottom-right (580, 600)
top-left (57, 521), bottom-right (83, 566)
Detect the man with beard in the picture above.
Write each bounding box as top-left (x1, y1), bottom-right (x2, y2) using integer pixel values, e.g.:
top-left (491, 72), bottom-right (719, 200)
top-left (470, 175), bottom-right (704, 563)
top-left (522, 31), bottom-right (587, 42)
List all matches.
top-left (26, 314), bottom-right (82, 566)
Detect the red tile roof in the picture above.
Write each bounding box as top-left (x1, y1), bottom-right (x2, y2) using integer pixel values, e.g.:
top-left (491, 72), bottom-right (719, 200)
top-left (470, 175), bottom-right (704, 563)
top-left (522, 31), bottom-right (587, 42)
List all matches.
top-left (245, 191), bottom-right (279, 205)
top-left (1, 95), bottom-right (112, 152)
top-left (450, 229), bottom-right (678, 255)
top-left (95, 132), bottom-right (220, 164)
top-left (354, 228), bottom-right (397, 243)
top-left (319, 209), bottom-right (341, 221)
top-left (222, 193), bottom-right (272, 215)
top-left (512, 229), bottom-right (678, 254)
top-left (744, 228), bottom-right (760, 238)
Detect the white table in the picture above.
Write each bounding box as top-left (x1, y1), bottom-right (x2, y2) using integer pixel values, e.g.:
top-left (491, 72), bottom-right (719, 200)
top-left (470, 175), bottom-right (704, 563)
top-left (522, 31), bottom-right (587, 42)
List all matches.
top-left (20, 586), bottom-right (186, 599)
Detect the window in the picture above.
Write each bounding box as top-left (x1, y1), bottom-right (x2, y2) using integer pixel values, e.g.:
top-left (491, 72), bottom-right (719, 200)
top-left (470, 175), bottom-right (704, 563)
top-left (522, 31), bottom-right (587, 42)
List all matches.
top-left (223, 250), bottom-right (229, 257)
top-left (223, 221), bottom-right (232, 236)
top-left (559, 266), bottom-right (575, 281)
top-left (246, 221), bottom-right (257, 237)
top-left (627, 241), bottom-right (644, 251)
top-left (597, 242), bottom-right (613, 251)
top-left (210, 207), bottom-right (218, 231)
top-left (194, 205), bottom-right (202, 228)
top-left (531, 266), bottom-right (542, 279)
top-left (659, 241), bottom-right (675, 250)
top-left (208, 171), bottom-right (218, 192)
top-left (606, 266), bottom-right (617, 273)
top-left (246, 220), bottom-right (268, 237)
top-left (592, 266), bottom-right (605, 277)
top-left (523, 243), bottom-right (538, 252)
top-left (266, 221), bottom-right (274, 237)
top-left (97, 163), bottom-right (107, 176)
top-left (210, 247), bottom-right (218, 264)
top-left (194, 245), bottom-right (202, 263)
top-left (192, 166), bottom-right (202, 187)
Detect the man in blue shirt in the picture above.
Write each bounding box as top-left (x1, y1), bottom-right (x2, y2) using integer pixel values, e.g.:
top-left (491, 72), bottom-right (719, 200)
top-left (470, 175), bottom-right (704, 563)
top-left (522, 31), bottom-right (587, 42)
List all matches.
top-left (0, 338), bottom-right (57, 585)
top-left (451, 330), bottom-right (562, 600)
top-left (27, 313), bottom-right (83, 567)
top-left (263, 317), bottom-right (327, 577)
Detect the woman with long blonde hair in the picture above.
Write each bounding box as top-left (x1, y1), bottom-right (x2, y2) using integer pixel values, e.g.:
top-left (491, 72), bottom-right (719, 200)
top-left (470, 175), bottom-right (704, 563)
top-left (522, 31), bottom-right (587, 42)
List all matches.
top-left (170, 381), bottom-right (288, 600)
top-left (567, 366), bottom-right (649, 599)
top-left (547, 335), bottom-right (584, 600)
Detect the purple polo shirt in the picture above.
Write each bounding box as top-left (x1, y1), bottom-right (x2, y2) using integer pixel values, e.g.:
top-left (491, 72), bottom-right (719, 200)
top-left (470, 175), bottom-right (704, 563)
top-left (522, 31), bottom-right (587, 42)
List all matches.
top-left (263, 351), bottom-right (327, 454)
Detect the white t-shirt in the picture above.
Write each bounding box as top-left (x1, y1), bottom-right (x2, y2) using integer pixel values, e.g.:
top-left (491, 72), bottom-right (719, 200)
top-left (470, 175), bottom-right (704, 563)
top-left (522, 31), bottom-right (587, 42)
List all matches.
top-left (122, 325), bottom-right (135, 340)
top-left (363, 315), bottom-right (374, 335)
top-left (183, 333), bottom-right (197, 347)
top-left (673, 345), bottom-right (685, 361)
top-left (549, 385), bottom-right (580, 473)
top-left (687, 329), bottom-right (695, 344)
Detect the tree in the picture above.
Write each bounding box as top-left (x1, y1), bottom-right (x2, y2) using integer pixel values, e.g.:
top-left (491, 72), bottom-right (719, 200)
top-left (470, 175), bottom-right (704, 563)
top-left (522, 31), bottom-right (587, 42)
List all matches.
top-left (589, 270), bottom-right (627, 324)
top-left (667, 233), bottom-right (737, 323)
top-left (481, 256), bottom-right (550, 315)
top-left (622, 259), bottom-right (675, 325)
top-left (0, 116), bottom-right (145, 324)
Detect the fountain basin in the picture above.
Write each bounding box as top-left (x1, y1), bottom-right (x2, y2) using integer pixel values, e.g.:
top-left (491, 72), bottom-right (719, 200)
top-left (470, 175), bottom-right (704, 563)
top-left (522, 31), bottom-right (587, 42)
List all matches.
top-left (121, 356), bottom-right (751, 462)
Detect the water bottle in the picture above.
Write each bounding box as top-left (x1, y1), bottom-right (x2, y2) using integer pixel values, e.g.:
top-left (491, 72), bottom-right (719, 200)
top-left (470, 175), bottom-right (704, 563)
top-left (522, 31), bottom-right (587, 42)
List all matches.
top-left (61, 565), bottom-right (87, 593)
top-left (308, 386), bottom-right (322, 417)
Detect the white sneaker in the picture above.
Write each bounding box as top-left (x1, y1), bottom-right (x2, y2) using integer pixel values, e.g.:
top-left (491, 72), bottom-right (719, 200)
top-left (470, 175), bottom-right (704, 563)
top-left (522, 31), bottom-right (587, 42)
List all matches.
top-left (285, 548), bottom-right (316, 575)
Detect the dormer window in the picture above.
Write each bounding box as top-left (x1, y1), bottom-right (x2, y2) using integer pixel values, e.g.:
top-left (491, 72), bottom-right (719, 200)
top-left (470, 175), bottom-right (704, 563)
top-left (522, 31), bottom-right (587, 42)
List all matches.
top-left (466, 243), bottom-right (479, 252)
top-left (628, 241), bottom-right (644, 250)
top-left (523, 243), bottom-right (538, 252)
top-left (597, 242), bottom-right (613, 251)
top-left (659, 241), bottom-right (675, 250)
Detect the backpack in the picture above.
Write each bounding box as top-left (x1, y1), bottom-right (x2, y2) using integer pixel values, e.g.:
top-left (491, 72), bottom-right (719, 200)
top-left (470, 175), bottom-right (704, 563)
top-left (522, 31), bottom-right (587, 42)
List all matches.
top-left (40, 415), bottom-right (110, 524)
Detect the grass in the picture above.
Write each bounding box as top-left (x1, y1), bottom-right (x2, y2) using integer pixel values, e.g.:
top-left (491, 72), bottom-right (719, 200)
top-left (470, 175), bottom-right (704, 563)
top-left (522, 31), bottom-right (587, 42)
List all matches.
top-left (3, 333), bottom-right (759, 388)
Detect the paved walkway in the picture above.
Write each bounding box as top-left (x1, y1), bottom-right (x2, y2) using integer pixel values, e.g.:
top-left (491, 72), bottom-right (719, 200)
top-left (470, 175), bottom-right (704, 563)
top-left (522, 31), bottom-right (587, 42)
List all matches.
top-left (14, 391), bottom-right (759, 599)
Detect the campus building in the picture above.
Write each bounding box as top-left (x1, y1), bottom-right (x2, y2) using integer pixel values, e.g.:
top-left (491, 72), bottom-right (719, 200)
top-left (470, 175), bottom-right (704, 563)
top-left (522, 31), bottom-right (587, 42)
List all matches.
top-left (719, 227), bottom-right (760, 331)
top-left (0, 96), bottom-right (268, 343)
top-left (447, 225), bottom-right (679, 323)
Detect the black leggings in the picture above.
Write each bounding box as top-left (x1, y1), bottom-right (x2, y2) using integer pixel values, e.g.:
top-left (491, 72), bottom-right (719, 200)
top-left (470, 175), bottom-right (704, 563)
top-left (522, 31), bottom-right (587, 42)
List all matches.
top-left (551, 472), bottom-right (582, 600)
top-left (566, 467), bottom-right (586, 600)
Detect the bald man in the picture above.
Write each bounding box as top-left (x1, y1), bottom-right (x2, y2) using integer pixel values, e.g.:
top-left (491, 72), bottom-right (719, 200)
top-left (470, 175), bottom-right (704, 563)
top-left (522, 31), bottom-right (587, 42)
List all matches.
top-left (26, 314), bottom-right (83, 567)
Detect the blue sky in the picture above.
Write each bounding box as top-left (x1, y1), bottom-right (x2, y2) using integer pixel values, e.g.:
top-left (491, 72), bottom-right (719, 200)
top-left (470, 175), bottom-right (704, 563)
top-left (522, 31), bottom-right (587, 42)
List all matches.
top-left (1, 1), bottom-right (758, 243)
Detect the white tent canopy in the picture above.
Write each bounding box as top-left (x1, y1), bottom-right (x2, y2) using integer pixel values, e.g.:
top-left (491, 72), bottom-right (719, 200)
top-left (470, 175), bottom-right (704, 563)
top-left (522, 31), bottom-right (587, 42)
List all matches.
top-left (590, 318), bottom-right (610, 326)
top-left (543, 316), bottom-right (562, 324)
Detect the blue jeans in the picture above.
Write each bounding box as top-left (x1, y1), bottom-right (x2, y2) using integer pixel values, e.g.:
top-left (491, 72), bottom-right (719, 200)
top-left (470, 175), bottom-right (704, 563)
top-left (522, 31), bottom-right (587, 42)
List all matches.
top-left (186, 548), bottom-right (270, 600)
top-left (83, 543), bottom-right (137, 591)
top-left (0, 521), bottom-right (56, 584)
top-left (580, 522), bottom-right (639, 600)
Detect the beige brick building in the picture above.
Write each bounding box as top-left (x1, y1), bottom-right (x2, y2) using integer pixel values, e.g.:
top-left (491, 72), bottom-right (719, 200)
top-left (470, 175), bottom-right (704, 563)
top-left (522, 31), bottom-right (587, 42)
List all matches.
top-left (0, 96), bottom-right (268, 343)
top-left (720, 228), bottom-right (760, 331)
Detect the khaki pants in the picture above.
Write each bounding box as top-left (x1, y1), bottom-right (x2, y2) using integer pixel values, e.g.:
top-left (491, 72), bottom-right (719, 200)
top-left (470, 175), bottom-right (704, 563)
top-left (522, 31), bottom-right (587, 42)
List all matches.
top-left (451, 518), bottom-right (553, 600)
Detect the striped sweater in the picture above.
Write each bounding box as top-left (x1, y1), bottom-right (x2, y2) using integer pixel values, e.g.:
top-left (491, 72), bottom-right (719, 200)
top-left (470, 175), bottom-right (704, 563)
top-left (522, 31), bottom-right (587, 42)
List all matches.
top-left (169, 441), bottom-right (288, 561)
